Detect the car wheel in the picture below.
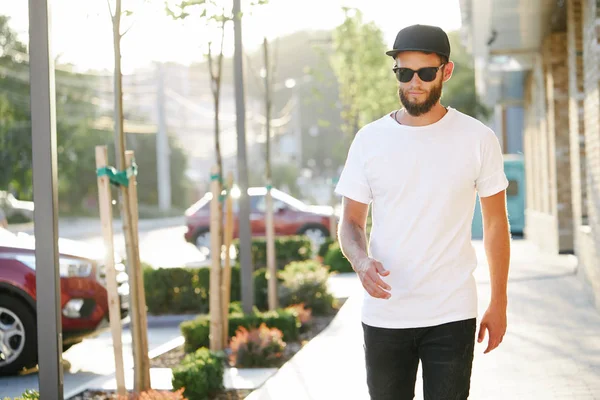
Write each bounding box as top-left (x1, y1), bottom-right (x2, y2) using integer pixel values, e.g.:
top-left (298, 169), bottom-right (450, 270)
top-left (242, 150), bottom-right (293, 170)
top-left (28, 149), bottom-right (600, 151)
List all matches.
top-left (194, 229), bottom-right (211, 254)
top-left (0, 295), bottom-right (37, 375)
top-left (298, 224), bottom-right (330, 251)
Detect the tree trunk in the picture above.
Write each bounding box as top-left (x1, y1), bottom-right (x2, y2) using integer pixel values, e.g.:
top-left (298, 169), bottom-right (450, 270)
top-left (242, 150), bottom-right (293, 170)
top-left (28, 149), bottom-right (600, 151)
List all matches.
top-left (111, 0), bottom-right (150, 390)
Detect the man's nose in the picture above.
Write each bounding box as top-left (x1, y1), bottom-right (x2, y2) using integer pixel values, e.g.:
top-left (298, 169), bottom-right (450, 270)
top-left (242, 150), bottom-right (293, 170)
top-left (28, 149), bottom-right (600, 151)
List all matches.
top-left (409, 72), bottom-right (423, 85)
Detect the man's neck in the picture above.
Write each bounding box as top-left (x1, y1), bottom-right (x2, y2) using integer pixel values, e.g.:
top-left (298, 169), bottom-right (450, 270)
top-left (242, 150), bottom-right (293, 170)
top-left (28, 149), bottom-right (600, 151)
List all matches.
top-left (397, 103), bottom-right (448, 127)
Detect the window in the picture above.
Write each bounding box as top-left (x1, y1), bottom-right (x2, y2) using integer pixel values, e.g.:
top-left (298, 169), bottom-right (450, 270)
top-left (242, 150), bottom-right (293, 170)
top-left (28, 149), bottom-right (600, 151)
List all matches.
top-left (253, 195), bottom-right (286, 213)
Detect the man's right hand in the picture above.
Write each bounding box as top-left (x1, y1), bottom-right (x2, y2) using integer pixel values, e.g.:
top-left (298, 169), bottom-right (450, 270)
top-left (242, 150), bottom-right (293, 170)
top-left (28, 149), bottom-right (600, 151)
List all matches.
top-left (355, 258), bottom-right (391, 299)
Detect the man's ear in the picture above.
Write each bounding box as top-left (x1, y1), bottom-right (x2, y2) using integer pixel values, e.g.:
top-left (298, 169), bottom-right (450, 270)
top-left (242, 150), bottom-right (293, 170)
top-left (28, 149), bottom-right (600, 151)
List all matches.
top-left (442, 61), bottom-right (455, 82)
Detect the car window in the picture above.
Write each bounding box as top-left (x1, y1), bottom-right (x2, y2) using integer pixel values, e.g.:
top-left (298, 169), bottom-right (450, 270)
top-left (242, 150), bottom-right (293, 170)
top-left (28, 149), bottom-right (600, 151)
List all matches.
top-left (507, 180), bottom-right (519, 197)
top-left (0, 228), bottom-right (16, 243)
top-left (271, 190), bottom-right (306, 211)
top-left (251, 195), bottom-right (264, 212)
top-left (252, 195), bottom-right (287, 213)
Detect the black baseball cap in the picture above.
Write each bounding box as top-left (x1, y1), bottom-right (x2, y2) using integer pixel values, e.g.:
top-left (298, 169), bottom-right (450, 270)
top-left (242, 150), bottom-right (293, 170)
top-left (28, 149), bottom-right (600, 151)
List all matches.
top-left (386, 24), bottom-right (451, 59)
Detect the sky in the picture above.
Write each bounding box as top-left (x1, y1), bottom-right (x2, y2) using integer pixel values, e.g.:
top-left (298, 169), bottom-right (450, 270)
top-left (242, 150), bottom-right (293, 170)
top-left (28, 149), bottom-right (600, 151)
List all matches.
top-left (1, 0), bottom-right (462, 74)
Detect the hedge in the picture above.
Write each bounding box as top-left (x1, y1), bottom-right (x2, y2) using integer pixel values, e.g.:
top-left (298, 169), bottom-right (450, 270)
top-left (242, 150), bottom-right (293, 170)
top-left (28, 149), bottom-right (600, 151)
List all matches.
top-left (323, 242), bottom-right (354, 273)
top-left (233, 236), bottom-right (312, 270)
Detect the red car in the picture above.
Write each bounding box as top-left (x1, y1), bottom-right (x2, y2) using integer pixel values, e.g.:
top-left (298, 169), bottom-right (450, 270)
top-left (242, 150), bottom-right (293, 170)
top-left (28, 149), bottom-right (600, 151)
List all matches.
top-left (184, 187), bottom-right (335, 251)
top-left (0, 228), bottom-right (129, 374)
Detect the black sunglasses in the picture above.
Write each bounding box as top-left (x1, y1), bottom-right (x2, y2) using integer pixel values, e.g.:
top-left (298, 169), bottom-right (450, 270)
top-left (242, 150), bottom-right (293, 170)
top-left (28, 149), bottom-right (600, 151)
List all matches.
top-left (392, 64), bottom-right (445, 83)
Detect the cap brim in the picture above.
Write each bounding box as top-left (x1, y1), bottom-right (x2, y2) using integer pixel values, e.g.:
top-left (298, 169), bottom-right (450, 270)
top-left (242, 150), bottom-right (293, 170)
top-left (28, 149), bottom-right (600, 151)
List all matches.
top-left (385, 48), bottom-right (449, 58)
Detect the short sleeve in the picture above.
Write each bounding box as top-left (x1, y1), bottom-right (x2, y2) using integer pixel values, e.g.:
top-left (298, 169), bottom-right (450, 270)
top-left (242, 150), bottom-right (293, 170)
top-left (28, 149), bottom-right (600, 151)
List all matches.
top-left (335, 134), bottom-right (372, 204)
top-left (476, 130), bottom-right (509, 197)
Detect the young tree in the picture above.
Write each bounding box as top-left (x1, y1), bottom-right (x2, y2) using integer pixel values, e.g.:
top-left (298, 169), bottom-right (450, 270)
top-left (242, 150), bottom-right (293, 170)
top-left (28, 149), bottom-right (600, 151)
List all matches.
top-left (331, 8), bottom-right (397, 138)
top-left (441, 31), bottom-right (490, 119)
top-left (107, 0), bottom-right (151, 392)
top-left (166, 0), bottom-right (266, 350)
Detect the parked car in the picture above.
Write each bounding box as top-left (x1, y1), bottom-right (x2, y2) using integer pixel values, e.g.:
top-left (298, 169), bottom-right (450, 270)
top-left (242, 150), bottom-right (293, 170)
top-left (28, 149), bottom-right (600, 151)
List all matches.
top-left (0, 228), bottom-right (129, 374)
top-left (184, 187), bottom-right (335, 252)
top-left (472, 154), bottom-right (525, 238)
top-left (0, 191), bottom-right (34, 222)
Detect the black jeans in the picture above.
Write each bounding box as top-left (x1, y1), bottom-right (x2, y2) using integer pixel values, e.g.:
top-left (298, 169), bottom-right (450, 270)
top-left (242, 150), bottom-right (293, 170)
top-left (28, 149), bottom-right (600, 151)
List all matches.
top-left (363, 318), bottom-right (477, 400)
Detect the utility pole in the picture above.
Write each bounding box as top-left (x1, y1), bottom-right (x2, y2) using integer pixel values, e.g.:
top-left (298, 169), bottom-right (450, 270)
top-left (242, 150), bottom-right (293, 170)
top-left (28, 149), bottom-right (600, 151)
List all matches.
top-left (29, 0), bottom-right (63, 397)
top-left (263, 37), bottom-right (277, 310)
top-left (156, 62), bottom-right (171, 212)
top-left (293, 92), bottom-right (303, 169)
top-left (233, 0), bottom-right (254, 313)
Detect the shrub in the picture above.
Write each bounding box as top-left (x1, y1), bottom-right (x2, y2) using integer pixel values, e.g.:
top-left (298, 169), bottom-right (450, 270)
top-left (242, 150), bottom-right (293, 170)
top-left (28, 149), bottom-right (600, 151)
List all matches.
top-left (323, 242), bottom-right (353, 273)
top-left (278, 261), bottom-right (335, 315)
top-left (229, 323), bottom-right (286, 367)
top-left (172, 348), bottom-right (225, 400)
top-left (253, 267), bottom-right (286, 310)
top-left (4, 390), bottom-right (39, 400)
top-left (228, 301), bottom-right (243, 315)
top-left (233, 236), bottom-right (312, 270)
top-left (181, 315), bottom-right (211, 353)
top-left (181, 308), bottom-right (299, 353)
top-left (285, 303), bottom-right (312, 329)
top-left (318, 237), bottom-right (335, 259)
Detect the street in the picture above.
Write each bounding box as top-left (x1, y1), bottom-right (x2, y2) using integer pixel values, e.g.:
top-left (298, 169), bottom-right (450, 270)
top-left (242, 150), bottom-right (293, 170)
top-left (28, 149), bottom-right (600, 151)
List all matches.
top-left (79, 224), bottom-right (209, 269)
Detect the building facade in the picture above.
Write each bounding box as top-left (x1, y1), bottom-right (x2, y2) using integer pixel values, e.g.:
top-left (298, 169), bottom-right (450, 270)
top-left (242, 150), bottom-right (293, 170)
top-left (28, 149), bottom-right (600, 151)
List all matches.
top-left (460, 0), bottom-right (600, 310)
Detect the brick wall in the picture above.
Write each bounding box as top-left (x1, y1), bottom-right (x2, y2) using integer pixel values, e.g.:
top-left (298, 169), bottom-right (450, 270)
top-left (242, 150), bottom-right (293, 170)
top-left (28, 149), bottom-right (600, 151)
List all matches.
top-left (567, 0), bottom-right (587, 243)
top-left (544, 33), bottom-right (575, 253)
top-left (579, 0), bottom-right (600, 308)
top-left (524, 50), bottom-right (562, 254)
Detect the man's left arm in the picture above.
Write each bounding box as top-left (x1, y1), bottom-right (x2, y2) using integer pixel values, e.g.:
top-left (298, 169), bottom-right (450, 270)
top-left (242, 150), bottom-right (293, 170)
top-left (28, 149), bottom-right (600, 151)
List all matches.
top-left (478, 189), bottom-right (510, 354)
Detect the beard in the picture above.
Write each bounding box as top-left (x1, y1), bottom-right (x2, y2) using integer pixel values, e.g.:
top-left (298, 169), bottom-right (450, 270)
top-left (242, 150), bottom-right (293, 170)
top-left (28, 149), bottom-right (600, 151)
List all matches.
top-left (398, 80), bottom-right (443, 117)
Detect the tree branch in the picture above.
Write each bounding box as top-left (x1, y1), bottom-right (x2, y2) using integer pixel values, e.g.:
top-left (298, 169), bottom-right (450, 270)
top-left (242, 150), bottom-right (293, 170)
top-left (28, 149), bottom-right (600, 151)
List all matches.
top-left (106, 0), bottom-right (114, 18)
top-left (207, 42), bottom-right (218, 97)
top-left (121, 20), bottom-right (136, 38)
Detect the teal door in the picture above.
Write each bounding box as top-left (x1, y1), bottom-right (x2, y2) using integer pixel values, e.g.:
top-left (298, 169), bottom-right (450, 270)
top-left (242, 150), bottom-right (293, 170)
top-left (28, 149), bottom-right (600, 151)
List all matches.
top-left (472, 155), bottom-right (525, 239)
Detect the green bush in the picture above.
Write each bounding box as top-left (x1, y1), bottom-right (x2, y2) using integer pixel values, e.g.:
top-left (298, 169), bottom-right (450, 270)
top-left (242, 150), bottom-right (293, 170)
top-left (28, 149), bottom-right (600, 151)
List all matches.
top-left (318, 237), bottom-right (335, 258)
top-left (6, 213), bottom-right (31, 224)
top-left (233, 236), bottom-right (312, 270)
top-left (253, 267), bottom-right (286, 310)
top-left (278, 260), bottom-right (336, 315)
top-left (172, 348), bottom-right (225, 400)
top-left (143, 266), bottom-right (242, 315)
top-left (3, 390), bottom-right (39, 400)
top-left (181, 308), bottom-right (299, 353)
top-left (323, 242), bottom-right (354, 273)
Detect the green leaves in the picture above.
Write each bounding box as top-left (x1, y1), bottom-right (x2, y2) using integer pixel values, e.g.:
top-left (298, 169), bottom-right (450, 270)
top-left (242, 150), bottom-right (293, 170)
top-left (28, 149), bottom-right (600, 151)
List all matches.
top-left (331, 8), bottom-right (397, 137)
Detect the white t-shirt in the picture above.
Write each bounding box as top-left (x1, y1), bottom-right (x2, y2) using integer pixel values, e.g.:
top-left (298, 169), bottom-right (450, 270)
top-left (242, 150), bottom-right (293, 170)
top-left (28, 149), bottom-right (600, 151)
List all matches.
top-left (335, 107), bottom-right (508, 329)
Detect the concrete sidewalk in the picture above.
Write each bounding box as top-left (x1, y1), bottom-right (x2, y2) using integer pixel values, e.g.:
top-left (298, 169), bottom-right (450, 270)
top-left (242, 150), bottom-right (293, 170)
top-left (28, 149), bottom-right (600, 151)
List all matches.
top-left (247, 240), bottom-right (600, 400)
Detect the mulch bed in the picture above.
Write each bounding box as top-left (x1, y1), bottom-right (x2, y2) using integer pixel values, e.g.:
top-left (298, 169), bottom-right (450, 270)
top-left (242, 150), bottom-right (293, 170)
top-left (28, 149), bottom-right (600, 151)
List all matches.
top-left (68, 389), bottom-right (253, 400)
top-left (68, 300), bottom-right (346, 400)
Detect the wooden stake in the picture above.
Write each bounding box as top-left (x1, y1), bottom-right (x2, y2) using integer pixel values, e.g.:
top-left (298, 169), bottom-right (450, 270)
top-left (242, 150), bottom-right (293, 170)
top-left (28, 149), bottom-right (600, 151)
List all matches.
top-left (210, 165), bottom-right (223, 350)
top-left (221, 172), bottom-right (235, 346)
top-left (329, 185), bottom-right (337, 239)
top-left (95, 146), bottom-right (126, 397)
top-left (125, 150), bottom-right (151, 389)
